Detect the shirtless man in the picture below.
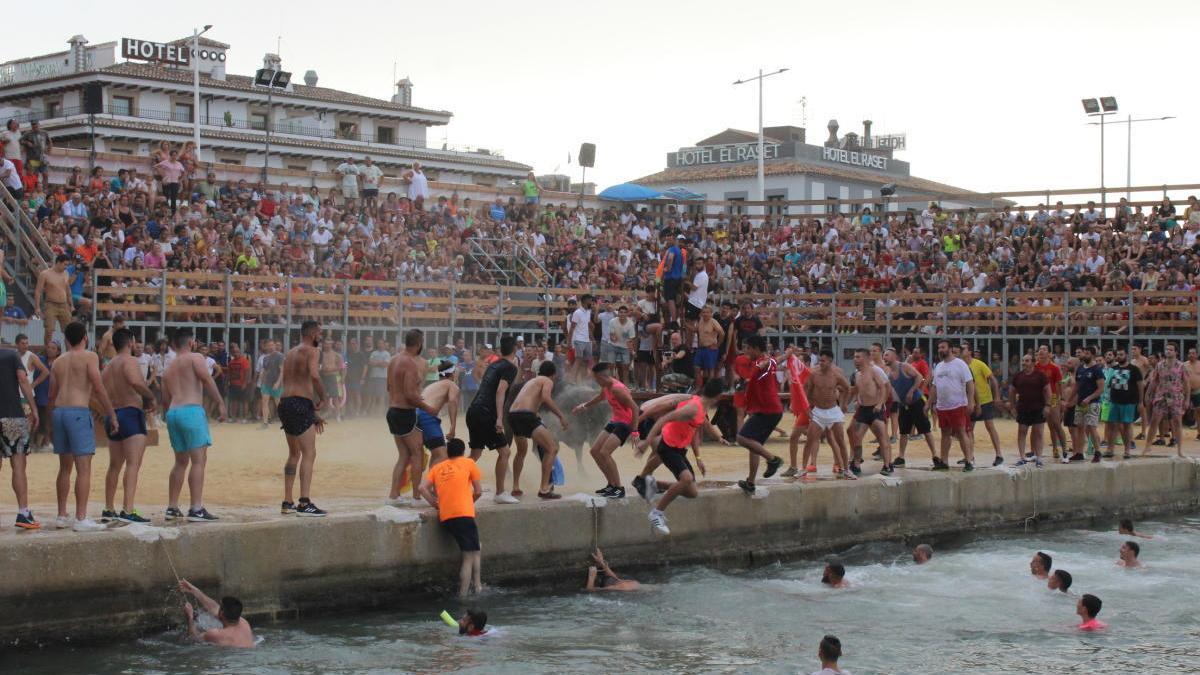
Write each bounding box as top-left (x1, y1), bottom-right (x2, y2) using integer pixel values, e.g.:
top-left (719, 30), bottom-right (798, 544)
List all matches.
top-left (574, 362), bottom-right (640, 499)
top-left (318, 338), bottom-right (344, 423)
top-left (1185, 348), bottom-right (1200, 441)
top-left (277, 321), bottom-right (328, 517)
top-left (802, 350), bottom-right (853, 480)
top-left (96, 315), bottom-right (126, 365)
top-left (34, 254), bottom-right (74, 348)
top-left (694, 305), bottom-right (725, 387)
top-left (162, 328), bottom-right (226, 522)
top-left (415, 359), bottom-right (461, 467)
top-left (178, 579), bottom-right (256, 649)
top-left (585, 548), bottom-right (642, 592)
top-left (1030, 551), bottom-right (1052, 580)
top-left (49, 322), bottom-right (118, 532)
top-left (1129, 344), bottom-right (1150, 441)
top-left (386, 329), bottom-right (440, 506)
top-left (848, 349), bottom-right (894, 475)
top-left (100, 328), bottom-right (155, 524)
top-left (507, 361), bottom-right (569, 500)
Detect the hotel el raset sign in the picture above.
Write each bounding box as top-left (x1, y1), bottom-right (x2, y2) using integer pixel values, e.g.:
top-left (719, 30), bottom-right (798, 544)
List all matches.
top-left (673, 142), bottom-right (781, 166)
top-left (121, 38), bottom-right (191, 66)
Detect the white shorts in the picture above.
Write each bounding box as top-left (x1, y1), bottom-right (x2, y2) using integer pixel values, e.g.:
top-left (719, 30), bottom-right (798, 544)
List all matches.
top-left (811, 406), bottom-right (845, 431)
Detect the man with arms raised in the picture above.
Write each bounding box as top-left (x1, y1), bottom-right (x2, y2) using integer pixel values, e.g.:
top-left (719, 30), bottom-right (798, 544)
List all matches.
top-left (930, 339), bottom-right (975, 471)
top-left (415, 359), bottom-right (461, 467)
top-left (178, 579), bottom-right (255, 648)
top-left (575, 361), bottom-right (639, 499)
top-left (49, 321), bottom-right (117, 531)
top-left (162, 329), bottom-right (226, 522)
top-left (277, 320), bottom-right (328, 517)
top-left (507, 361), bottom-right (570, 500)
top-left (0, 342), bottom-right (40, 529)
top-left (386, 329), bottom-right (440, 506)
top-left (100, 328), bottom-right (155, 523)
top-left (802, 350), bottom-right (853, 480)
top-left (848, 348), bottom-right (895, 475)
top-left (467, 336), bottom-right (520, 504)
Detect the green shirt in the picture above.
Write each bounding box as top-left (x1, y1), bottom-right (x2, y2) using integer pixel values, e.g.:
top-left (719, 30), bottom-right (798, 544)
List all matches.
top-left (522, 179), bottom-right (539, 198)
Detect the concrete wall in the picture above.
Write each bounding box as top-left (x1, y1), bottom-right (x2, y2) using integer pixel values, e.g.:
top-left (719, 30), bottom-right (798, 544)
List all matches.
top-left (1, 459), bottom-right (1196, 646)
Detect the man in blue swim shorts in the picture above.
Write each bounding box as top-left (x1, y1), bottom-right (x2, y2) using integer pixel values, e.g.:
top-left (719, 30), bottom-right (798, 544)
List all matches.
top-left (162, 329), bottom-right (226, 523)
top-left (100, 328), bottom-right (156, 524)
top-left (413, 359), bottom-right (461, 469)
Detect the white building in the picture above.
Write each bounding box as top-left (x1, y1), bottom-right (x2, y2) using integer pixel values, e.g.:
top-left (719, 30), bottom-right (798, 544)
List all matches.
top-left (0, 34), bottom-right (530, 188)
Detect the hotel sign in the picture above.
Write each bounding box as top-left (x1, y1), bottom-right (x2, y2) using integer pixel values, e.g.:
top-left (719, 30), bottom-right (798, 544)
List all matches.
top-left (822, 146), bottom-right (888, 171)
top-left (673, 142), bottom-right (780, 166)
top-left (121, 38), bottom-right (190, 66)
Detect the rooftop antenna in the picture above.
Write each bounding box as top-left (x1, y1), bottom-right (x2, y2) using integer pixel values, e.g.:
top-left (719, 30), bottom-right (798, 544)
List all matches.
top-left (797, 96), bottom-right (807, 127)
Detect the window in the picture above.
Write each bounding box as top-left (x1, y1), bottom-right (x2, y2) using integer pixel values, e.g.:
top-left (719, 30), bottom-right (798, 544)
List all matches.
top-left (287, 163), bottom-right (308, 171)
top-left (250, 113), bottom-right (268, 131)
top-left (219, 157), bottom-right (242, 165)
top-left (172, 102), bottom-right (193, 123)
top-left (766, 194), bottom-right (787, 216)
top-left (726, 197), bottom-right (746, 216)
top-left (375, 126), bottom-right (394, 144)
top-left (337, 121), bottom-right (358, 140)
top-left (45, 100), bottom-right (61, 118)
top-left (111, 96), bottom-right (134, 116)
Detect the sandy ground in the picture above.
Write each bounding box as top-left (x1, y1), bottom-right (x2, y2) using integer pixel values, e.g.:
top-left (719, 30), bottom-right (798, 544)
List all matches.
top-left (2, 409), bottom-right (1193, 530)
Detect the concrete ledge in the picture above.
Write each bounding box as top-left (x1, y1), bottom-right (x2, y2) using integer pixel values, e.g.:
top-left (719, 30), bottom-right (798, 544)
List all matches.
top-left (2, 458), bottom-right (1197, 645)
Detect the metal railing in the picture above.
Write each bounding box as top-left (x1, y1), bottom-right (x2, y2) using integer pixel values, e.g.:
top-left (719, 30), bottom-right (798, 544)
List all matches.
top-left (0, 186), bottom-right (54, 302)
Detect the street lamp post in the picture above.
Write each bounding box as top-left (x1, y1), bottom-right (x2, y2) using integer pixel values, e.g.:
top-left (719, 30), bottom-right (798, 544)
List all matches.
top-left (255, 67), bottom-right (292, 184)
top-left (1089, 114), bottom-right (1176, 201)
top-left (192, 25), bottom-right (212, 157)
top-left (733, 67), bottom-right (788, 223)
top-left (1081, 97), bottom-right (1118, 211)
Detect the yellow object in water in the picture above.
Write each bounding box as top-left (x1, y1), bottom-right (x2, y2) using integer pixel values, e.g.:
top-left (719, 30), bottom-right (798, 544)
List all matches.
top-left (439, 610), bottom-right (458, 628)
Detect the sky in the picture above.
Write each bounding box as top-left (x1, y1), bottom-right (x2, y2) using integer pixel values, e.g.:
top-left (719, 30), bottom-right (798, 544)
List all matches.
top-left (11, 0), bottom-right (1199, 201)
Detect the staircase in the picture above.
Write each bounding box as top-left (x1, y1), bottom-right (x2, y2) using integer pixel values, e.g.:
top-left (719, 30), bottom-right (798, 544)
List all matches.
top-left (465, 237), bottom-right (552, 288)
top-left (0, 188), bottom-right (53, 307)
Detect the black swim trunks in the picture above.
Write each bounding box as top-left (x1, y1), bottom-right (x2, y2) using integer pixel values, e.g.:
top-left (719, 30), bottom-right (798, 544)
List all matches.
top-left (853, 405), bottom-right (885, 426)
top-left (738, 412), bottom-right (782, 444)
top-left (466, 408), bottom-right (508, 451)
top-left (604, 421), bottom-right (633, 445)
top-left (278, 396), bottom-right (317, 437)
top-left (638, 417), bottom-right (656, 439)
top-left (442, 516), bottom-right (481, 552)
top-left (387, 407), bottom-right (418, 436)
top-left (508, 410), bottom-right (543, 439)
top-left (655, 440), bottom-right (694, 480)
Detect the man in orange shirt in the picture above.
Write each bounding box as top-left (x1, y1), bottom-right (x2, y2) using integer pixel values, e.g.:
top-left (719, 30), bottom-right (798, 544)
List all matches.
top-left (419, 438), bottom-right (483, 598)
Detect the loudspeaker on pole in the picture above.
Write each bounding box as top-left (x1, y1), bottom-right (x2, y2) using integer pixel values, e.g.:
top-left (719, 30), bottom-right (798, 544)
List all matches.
top-left (82, 82), bottom-right (104, 114)
top-left (578, 142), bottom-right (596, 168)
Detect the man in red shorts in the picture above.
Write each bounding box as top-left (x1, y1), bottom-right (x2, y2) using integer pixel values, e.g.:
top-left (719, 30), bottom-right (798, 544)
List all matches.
top-left (929, 339), bottom-right (976, 471)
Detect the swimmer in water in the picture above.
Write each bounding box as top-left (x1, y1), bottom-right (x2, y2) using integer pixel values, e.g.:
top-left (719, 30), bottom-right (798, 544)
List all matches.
top-left (1030, 551), bottom-right (1052, 580)
top-left (1118, 518), bottom-right (1154, 540)
top-left (1117, 540), bottom-right (1143, 568)
top-left (912, 544), bottom-right (933, 564)
top-left (178, 579), bottom-right (255, 648)
top-left (1048, 569), bottom-right (1073, 593)
top-left (585, 548), bottom-right (643, 592)
top-left (822, 561), bottom-right (848, 589)
top-left (811, 634), bottom-right (849, 675)
top-left (458, 608), bottom-right (488, 636)
top-left (1077, 593), bottom-right (1106, 631)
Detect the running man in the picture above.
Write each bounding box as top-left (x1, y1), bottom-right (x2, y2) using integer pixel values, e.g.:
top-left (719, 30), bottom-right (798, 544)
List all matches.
top-left (417, 359), bottom-right (461, 467)
top-left (930, 340), bottom-right (975, 471)
top-left (0, 344), bottom-right (40, 529)
top-left (1144, 343), bottom-right (1187, 458)
top-left (49, 322), bottom-right (118, 532)
top-left (735, 336), bottom-right (785, 494)
top-left (508, 361), bottom-right (569, 500)
top-left (277, 320), bottom-right (329, 517)
top-left (884, 347), bottom-right (932, 467)
top-left (467, 336), bottom-right (520, 504)
top-left (802, 350), bottom-right (852, 480)
top-left (848, 349), bottom-right (894, 475)
top-left (100, 328), bottom-right (155, 523)
top-left (585, 548), bottom-right (642, 592)
top-left (386, 329), bottom-right (440, 506)
top-left (783, 344), bottom-right (813, 477)
top-left (319, 338), bottom-right (345, 423)
top-left (1009, 354), bottom-right (1051, 467)
top-left (162, 329), bottom-right (226, 522)
top-left (1035, 345), bottom-right (1067, 458)
top-left (178, 579), bottom-right (256, 648)
top-left (635, 378), bottom-right (725, 536)
top-left (574, 362), bottom-right (639, 499)
top-left (418, 438), bottom-right (484, 598)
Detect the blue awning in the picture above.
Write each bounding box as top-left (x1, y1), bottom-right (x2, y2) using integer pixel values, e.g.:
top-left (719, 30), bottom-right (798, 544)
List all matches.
top-left (660, 185), bottom-right (705, 201)
top-left (598, 183), bottom-right (662, 202)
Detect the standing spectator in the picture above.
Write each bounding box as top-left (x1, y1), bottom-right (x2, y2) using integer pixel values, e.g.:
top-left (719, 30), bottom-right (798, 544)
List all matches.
top-left (19, 120), bottom-right (51, 188)
top-left (0, 342), bottom-right (40, 529)
top-left (367, 338), bottom-right (391, 415)
top-left (360, 156), bottom-right (383, 209)
top-left (568, 294), bottom-right (595, 382)
top-left (520, 171), bottom-right (542, 205)
top-left (404, 161), bottom-right (430, 203)
top-left (335, 156), bottom-right (360, 207)
top-left (155, 149), bottom-right (186, 216)
top-left (225, 343), bottom-right (251, 423)
top-left (1102, 348), bottom-right (1140, 460)
top-left (930, 339), bottom-right (976, 471)
top-left (606, 305), bottom-right (636, 384)
top-left (0, 120), bottom-right (22, 177)
top-left (0, 155), bottom-right (22, 200)
top-left (257, 340), bottom-right (284, 427)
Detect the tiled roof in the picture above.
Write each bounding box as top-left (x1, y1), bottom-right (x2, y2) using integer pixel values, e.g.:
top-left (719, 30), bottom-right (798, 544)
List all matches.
top-left (1, 42), bottom-right (117, 67)
top-left (632, 161), bottom-right (981, 197)
top-left (98, 62), bottom-right (451, 119)
top-left (67, 117), bottom-right (530, 172)
top-left (168, 36), bottom-right (231, 49)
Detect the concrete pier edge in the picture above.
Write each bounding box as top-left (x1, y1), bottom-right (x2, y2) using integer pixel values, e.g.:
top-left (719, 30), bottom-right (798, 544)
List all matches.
top-left (2, 458), bottom-right (1197, 647)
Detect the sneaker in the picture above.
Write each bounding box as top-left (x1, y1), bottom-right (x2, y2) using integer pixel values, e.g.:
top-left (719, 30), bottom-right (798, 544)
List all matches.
top-left (101, 509), bottom-right (118, 522)
top-left (1129, 442), bottom-right (1137, 452)
top-left (962, 461), bottom-right (975, 472)
top-left (889, 436), bottom-right (898, 444)
top-left (187, 508), bottom-right (219, 522)
top-left (644, 476), bottom-right (659, 503)
top-left (1035, 459), bottom-right (1044, 468)
top-left (1025, 451), bottom-right (1036, 459)
top-left (385, 497), bottom-right (410, 508)
top-left (1152, 438), bottom-right (1166, 446)
top-left (992, 456), bottom-right (1004, 467)
top-left (537, 490), bottom-right (563, 500)
top-left (72, 518), bottom-right (106, 532)
top-left (956, 458), bottom-right (966, 465)
top-left (15, 512), bottom-right (40, 530)
top-left (893, 457), bottom-right (906, 467)
top-left (871, 450), bottom-right (884, 461)
top-left (594, 485), bottom-right (612, 495)
top-left (1014, 459), bottom-right (1031, 467)
top-left (798, 470), bottom-right (810, 481)
top-left (1135, 432), bottom-right (1145, 440)
top-left (607, 486), bottom-right (626, 499)
top-left (763, 456), bottom-right (783, 479)
top-left (850, 462), bottom-right (862, 476)
top-left (165, 507), bottom-right (184, 521)
top-left (841, 469), bottom-right (858, 481)
top-left (737, 479), bottom-right (756, 495)
top-left (117, 510), bottom-right (150, 524)
top-left (631, 475), bottom-right (647, 499)
top-left (281, 501), bottom-right (296, 514)
top-left (1091, 453), bottom-right (1101, 464)
top-left (296, 501), bottom-right (327, 517)
top-left (781, 466), bottom-right (799, 478)
top-left (1068, 453), bottom-right (1085, 463)
top-left (880, 464), bottom-right (894, 476)
top-left (494, 492), bottom-right (520, 505)
top-left (931, 458), bottom-right (949, 471)
top-left (648, 509), bottom-right (670, 536)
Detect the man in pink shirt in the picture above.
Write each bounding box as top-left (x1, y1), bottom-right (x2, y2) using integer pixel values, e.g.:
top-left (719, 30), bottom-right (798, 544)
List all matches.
top-left (154, 148), bottom-right (186, 216)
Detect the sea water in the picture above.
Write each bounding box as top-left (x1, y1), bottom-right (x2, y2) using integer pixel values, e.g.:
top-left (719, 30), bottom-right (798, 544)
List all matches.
top-left (4, 515), bottom-right (1199, 674)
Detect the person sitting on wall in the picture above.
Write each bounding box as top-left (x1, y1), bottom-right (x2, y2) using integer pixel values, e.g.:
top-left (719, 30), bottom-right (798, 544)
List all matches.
top-left (178, 579), bottom-right (256, 648)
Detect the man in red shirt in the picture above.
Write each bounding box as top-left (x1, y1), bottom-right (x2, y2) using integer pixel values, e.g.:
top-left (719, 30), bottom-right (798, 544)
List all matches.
top-left (224, 342), bottom-right (252, 423)
top-left (1034, 345), bottom-right (1066, 458)
top-left (909, 346), bottom-right (932, 397)
top-left (735, 335), bottom-right (784, 494)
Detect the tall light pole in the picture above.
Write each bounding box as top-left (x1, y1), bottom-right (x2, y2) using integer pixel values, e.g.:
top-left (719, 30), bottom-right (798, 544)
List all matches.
top-left (255, 67), bottom-right (292, 183)
top-left (733, 67), bottom-right (788, 222)
top-left (1089, 114), bottom-right (1175, 201)
top-left (192, 25), bottom-right (213, 157)
top-left (1081, 96), bottom-right (1117, 211)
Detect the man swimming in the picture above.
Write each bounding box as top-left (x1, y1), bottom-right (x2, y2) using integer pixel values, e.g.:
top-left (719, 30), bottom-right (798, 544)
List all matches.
top-left (416, 359), bottom-right (461, 467)
top-left (912, 544), bottom-right (933, 564)
top-left (811, 634), bottom-right (848, 675)
top-left (507, 361), bottom-right (569, 500)
top-left (178, 579), bottom-right (255, 648)
top-left (574, 362), bottom-right (639, 499)
top-left (821, 561), bottom-right (849, 588)
top-left (100, 328), bottom-right (155, 524)
top-left (1118, 518), bottom-right (1154, 539)
top-left (387, 329), bottom-right (441, 506)
top-left (1077, 593), bottom-right (1106, 631)
top-left (1048, 569), bottom-right (1073, 593)
top-left (457, 609), bottom-right (488, 636)
top-left (1030, 551), bottom-right (1052, 579)
top-left (277, 320), bottom-right (328, 517)
top-left (585, 548), bottom-right (642, 592)
top-left (1117, 540), bottom-right (1142, 568)
top-left (162, 328), bottom-right (226, 522)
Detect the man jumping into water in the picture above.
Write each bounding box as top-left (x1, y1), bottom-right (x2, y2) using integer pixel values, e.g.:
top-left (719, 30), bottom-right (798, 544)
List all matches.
top-left (507, 361), bottom-right (569, 500)
top-left (574, 362), bottom-right (639, 499)
top-left (387, 329), bottom-right (440, 506)
top-left (277, 320), bottom-right (329, 517)
top-left (100, 328), bottom-right (155, 523)
top-left (178, 579), bottom-right (255, 648)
